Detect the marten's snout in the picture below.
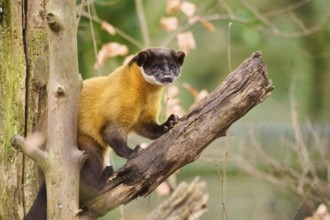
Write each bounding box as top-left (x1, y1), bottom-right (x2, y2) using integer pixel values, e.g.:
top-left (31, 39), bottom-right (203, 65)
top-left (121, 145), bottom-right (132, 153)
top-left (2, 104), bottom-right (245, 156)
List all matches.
top-left (163, 75), bottom-right (173, 83)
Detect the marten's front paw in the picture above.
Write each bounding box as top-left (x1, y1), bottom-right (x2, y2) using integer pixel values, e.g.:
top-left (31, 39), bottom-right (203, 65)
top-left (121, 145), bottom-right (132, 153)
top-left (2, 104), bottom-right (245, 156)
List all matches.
top-left (118, 147), bottom-right (134, 159)
top-left (162, 114), bottom-right (180, 132)
top-left (103, 166), bottom-right (114, 178)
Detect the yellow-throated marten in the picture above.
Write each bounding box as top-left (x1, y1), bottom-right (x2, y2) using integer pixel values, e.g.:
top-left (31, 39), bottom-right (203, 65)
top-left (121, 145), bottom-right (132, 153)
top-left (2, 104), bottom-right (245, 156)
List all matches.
top-left (24, 47), bottom-right (185, 220)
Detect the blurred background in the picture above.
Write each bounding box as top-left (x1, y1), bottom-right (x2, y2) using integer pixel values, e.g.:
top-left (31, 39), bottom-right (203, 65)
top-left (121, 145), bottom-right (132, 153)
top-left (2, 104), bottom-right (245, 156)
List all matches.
top-left (76, 0), bottom-right (330, 219)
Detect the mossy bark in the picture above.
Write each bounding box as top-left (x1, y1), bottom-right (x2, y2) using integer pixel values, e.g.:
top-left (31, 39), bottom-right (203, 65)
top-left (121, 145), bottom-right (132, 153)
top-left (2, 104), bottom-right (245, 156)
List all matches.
top-left (0, 0), bottom-right (49, 218)
top-left (0, 0), bottom-right (27, 219)
top-left (2, 0), bottom-right (82, 218)
top-left (23, 0), bottom-right (49, 213)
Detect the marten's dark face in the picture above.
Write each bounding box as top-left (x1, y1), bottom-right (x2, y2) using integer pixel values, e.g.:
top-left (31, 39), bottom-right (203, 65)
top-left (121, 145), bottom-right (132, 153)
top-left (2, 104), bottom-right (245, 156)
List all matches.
top-left (133, 48), bottom-right (185, 86)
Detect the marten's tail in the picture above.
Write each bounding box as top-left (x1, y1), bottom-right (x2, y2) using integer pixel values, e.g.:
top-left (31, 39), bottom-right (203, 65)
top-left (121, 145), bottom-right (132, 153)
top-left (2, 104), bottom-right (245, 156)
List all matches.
top-left (24, 181), bottom-right (47, 220)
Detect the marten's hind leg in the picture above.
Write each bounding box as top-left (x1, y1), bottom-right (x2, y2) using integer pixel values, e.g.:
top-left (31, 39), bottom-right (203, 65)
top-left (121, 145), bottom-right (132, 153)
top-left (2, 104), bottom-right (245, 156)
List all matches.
top-left (24, 181), bottom-right (47, 220)
top-left (78, 135), bottom-right (113, 203)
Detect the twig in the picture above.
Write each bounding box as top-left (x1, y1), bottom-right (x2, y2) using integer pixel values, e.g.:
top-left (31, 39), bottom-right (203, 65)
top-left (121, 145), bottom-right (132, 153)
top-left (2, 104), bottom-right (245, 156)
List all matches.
top-left (292, 184), bottom-right (313, 220)
top-left (148, 178), bottom-right (208, 220)
top-left (135, 0), bottom-right (151, 47)
top-left (227, 22), bottom-right (232, 73)
top-left (86, 2), bottom-right (102, 75)
top-left (261, 0), bottom-right (311, 18)
top-left (242, 0), bottom-right (279, 34)
top-left (289, 11), bottom-right (308, 34)
top-left (222, 151), bottom-right (229, 220)
top-left (288, 71), bottom-right (319, 193)
top-left (120, 206), bottom-right (125, 220)
top-left (215, 159), bottom-right (229, 220)
top-left (160, 0), bottom-right (325, 47)
top-left (145, 195), bottom-right (151, 220)
top-left (76, 0), bottom-right (87, 26)
top-left (257, 7), bottom-right (330, 38)
top-left (80, 10), bottom-right (143, 49)
top-left (160, 22), bottom-right (191, 47)
top-left (11, 134), bottom-right (49, 169)
top-left (218, 0), bottom-right (235, 19)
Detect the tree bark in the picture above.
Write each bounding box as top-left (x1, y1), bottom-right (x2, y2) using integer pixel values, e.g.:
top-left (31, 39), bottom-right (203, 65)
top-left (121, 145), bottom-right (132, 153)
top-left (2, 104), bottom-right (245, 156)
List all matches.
top-left (44, 0), bottom-right (83, 218)
top-left (9, 0), bottom-right (84, 219)
top-left (23, 0), bottom-right (49, 212)
top-left (148, 178), bottom-right (208, 220)
top-left (0, 0), bottom-right (49, 218)
top-left (80, 51), bottom-right (273, 218)
top-left (0, 1), bottom-right (26, 219)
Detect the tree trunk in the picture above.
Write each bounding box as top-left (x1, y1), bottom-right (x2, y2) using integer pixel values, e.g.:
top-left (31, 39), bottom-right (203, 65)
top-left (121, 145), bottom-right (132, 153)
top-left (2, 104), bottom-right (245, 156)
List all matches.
top-left (1, 0), bottom-right (82, 219)
top-left (0, 1), bottom-right (26, 218)
top-left (80, 51), bottom-right (273, 218)
top-left (22, 0), bottom-right (49, 213)
top-left (0, 0), bottom-right (48, 218)
top-left (43, 0), bottom-right (83, 218)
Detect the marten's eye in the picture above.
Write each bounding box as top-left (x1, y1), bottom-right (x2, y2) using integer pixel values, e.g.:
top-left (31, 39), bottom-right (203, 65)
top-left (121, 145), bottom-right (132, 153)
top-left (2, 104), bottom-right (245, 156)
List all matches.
top-left (153, 65), bottom-right (159, 70)
top-left (170, 64), bottom-right (176, 70)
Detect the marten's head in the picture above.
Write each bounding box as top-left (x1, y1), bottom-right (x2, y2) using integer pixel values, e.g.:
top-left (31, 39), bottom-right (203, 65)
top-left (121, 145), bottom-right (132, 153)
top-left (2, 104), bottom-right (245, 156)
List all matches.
top-left (130, 47), bottom-right (185, 86)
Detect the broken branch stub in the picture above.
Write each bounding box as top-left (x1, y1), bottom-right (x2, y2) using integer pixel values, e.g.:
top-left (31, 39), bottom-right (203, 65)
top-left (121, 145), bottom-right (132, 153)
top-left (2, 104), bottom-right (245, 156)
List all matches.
top-left (80, 51), bottom-right (273, 218)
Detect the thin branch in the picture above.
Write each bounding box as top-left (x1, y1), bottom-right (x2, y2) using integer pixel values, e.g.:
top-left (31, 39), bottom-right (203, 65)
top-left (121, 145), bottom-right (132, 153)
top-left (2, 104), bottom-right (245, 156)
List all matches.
top-left (79, 11), bottom-right (143, 49)
top-left (292, 185), bottom-right (314, 220)
top-left (160, 22), bottom-right (191, 47)
top-left (222, 152), bottom-right (228, 220)
top-left (11, 134), bottom-right (49, 170)
top-left (262, 0), bottom-right (311, 18)
top-left (148, 178), bottom-right (208, 220)
top-left (135, 0), bottom-right (151, 47)
top-left (289, 11), bottom-right (308, 34)
top-left (77, 0), bottom-right (87, 26)
top-left (162, 0), bottom-right (329, 47)
top-left (227, 22), bottom-right (232, 73)
top-left (242, 0), bottom-right (279, 34)
top-left (86, 2), bottom-right (102, 76)
top-left (218, 0), bottom-right (235, 19)
top-left (257, 7), bottom-right (330, 38)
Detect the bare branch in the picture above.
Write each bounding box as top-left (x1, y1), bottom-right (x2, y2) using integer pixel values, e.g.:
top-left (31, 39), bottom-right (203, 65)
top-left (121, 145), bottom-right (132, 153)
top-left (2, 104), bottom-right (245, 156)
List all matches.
top-left (11, 133), bottom-right (49, 169)
top-left (79, 11), bottom-right (143, 49)
top-left (262, 0), bottom-right (311, 18)
top-left (148, 178), bottom-right (208, 220)
top-left (242, 0), bottom-right (279, 34)
top-left (288, 11), bottom-right (308, 34)
top-left (79, 51), bottom-right (273, 218)
top-left (86, 2), bottom-right (102, 76)
top-left (135, 0), bottom-right (151, 47)
top-left (162, 0), bottom-right (329, 47)
top-left (218, 0), bottom-right (235, 19)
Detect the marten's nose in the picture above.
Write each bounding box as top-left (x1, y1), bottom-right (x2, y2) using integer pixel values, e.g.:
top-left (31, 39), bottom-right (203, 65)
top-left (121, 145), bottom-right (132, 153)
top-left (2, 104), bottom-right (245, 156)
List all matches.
top-left (163, 76), bottom-right (173, 83)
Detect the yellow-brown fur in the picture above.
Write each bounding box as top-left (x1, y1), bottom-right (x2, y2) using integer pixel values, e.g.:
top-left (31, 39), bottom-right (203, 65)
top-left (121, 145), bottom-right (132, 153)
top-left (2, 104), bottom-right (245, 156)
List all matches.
top-left (78, 63), bottom-right (164, 148)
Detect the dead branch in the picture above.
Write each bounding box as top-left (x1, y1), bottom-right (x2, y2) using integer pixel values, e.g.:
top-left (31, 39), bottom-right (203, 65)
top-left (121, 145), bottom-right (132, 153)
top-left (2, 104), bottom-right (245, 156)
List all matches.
top-left (80, 51), bottom-right (273, 218)
top-left (148, 178), bottom-right (208, 220)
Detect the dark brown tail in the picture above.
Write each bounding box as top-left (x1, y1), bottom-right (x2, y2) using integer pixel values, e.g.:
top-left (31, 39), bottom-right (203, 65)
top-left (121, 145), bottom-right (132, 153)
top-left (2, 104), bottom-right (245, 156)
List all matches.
top-left (24, 182), bottom-right (47, 220)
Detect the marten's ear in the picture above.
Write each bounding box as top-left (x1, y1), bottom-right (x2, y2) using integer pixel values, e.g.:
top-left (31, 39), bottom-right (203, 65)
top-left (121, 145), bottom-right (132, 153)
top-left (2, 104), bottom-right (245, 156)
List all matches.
top-left (175, 51), bottom-right (185, 66)
top-left (135, 50), bottom-right (151, 67)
